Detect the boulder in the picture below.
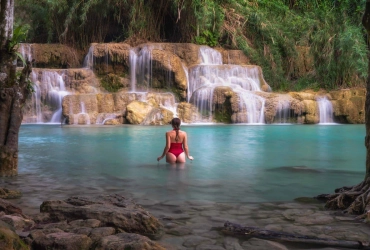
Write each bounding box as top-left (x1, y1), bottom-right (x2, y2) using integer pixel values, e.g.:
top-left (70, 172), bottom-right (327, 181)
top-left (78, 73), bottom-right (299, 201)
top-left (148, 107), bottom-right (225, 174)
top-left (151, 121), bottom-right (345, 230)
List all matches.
top-left (0, 188), bottom-right (21, 199)
top-left (0, 198), bottom-right (24, 216)
top-left (126, 101), bottom-right (154, 124)
top-left (31, 231), bottom-right (92, 250)
top-left (95, 233), bottom-right (165, 250)
top-left (39, 194), bottom-right (163, 239)
top-left (302, 100), bottom-right (319, 124)
top-left (177, 102), bottom-right (200, 123)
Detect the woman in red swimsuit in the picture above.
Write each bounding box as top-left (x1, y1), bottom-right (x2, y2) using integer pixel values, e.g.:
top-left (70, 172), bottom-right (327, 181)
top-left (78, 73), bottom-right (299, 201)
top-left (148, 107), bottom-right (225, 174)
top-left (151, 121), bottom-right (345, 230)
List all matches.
top-left (157, 118), bottom-right (194, 163)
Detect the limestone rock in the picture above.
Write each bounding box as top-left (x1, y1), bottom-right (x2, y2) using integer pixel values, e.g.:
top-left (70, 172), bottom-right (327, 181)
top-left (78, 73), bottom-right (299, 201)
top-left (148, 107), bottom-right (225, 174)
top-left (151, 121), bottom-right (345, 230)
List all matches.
top-left (18, 43), bottom-right (82, 68)
top-left (95, 233), bottom-right (165, 250)
top-left (126, 101), bottom-right (153, 124)
top-left (141, 107), bottom-right (174, 125)
top-left (0, 188), bottom-right (21, 199)
top-left (0, 215), bottom-right (34, 231)
top-left (216, 48), bottom-right (251, 65)
top-left (31, 231), bottom-right (92, 250)
top-left (177, 102), bottom-right (200, 123)
top-left (0, 198), bottom-right (24, 216)
top-left (330, 88), bottom-right (365, 123)
top-left (39, 194), bottom-right (163, 239)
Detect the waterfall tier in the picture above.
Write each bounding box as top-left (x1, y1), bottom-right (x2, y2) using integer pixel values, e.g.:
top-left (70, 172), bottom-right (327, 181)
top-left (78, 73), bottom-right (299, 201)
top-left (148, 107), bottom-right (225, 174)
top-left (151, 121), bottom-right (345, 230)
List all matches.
top-left (20, 43), bottom-right (365, 125)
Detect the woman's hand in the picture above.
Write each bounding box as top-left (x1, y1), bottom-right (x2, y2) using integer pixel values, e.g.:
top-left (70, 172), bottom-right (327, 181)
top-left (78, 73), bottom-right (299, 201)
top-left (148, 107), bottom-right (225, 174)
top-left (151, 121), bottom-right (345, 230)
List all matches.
top-left (157, 156), bottom-right (163, 161)
top-left (188, 156), bottom-right (194, 160)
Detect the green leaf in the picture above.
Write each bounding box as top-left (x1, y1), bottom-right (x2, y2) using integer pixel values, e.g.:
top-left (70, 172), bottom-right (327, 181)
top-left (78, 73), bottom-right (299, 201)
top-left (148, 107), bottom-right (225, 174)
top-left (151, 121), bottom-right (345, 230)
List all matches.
top-left (15, 52), bottom-right (26, 66)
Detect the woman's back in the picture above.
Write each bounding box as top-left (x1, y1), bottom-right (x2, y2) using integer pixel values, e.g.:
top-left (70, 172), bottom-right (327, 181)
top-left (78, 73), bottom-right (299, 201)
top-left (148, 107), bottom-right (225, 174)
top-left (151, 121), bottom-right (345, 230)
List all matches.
top-left (167, 130), bottom-right (186, 143)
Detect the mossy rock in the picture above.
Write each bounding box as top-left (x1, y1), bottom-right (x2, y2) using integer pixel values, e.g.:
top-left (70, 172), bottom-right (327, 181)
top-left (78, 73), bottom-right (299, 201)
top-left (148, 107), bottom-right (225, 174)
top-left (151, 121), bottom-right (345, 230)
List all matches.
top-left (0, 221), bottom-right (29, 250)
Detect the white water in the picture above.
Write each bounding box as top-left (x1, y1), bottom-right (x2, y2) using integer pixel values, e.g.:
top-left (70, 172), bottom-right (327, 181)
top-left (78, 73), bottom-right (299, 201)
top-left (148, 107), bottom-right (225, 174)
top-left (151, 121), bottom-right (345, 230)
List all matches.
top-left (275, 99), bottom-right (291, 124)
top-left (129, 46), bottom-right (153, 92)
top-left (199, 46), bottom-right (223, 65)
top-left (29, 70), bottom-right (70, 123)
top-left (188, 46), bottom-right (266, 123)
top-left (129, 49), bottom-right (137, 92)
top-left (83, 45), bottom-right (95, 69)
top-left (317, 96), bottom-right (335, 124)
top-left (19, 43), bottom-right (33, 63)
top-left (74, 102), bottom-right (91, 125)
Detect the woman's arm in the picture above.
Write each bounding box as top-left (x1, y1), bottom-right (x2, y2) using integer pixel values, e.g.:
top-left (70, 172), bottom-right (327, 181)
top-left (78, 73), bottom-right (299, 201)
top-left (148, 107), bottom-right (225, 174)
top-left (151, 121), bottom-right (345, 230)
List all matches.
top-left (183, 132), bottom-right (194, 160)
top-left (157, 132), bottom-right (171, 161)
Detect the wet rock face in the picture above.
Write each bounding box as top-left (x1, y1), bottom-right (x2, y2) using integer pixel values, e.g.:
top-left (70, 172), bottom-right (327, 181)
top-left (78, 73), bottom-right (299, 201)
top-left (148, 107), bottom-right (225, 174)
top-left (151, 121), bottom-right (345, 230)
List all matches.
top-left (62, 92), bottom-right (176, 125)
top-left (330, 88), bottom-right (366, 124)
top-left (18, 44), bottom-right (83, 68)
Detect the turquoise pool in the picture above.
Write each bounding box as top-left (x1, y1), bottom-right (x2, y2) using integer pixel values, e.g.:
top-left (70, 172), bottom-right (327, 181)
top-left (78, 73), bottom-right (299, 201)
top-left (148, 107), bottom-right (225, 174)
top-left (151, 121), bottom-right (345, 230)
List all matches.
top-left (0, 124), bottom-right (365, 213)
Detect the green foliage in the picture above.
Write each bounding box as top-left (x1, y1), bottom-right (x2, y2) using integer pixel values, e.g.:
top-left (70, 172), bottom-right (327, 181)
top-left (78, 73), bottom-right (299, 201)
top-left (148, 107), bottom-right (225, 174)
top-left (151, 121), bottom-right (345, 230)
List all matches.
top-left (100, 75), bottom-right (123, 92)
top-left (194, 30), bottom-right (218, 47)
top-left (8, 25), bottom-right (27, 52)
top-left (14, 0), bottom-right (368, 91)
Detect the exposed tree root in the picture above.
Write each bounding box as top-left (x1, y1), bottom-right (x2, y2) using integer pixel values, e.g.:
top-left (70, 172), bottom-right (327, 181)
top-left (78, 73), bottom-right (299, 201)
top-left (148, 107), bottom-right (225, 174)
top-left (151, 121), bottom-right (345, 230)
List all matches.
top-left (222, 221), bottom-right (370, 249)
top-left (316, 177), bottom-right (370, 216)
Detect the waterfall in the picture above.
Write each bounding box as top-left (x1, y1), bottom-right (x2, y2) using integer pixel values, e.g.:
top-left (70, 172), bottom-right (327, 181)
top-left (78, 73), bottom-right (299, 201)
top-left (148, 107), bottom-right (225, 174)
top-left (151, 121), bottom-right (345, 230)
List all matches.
top-left (129, 49), bottom-right (137, 92)
top-left (30, 71), bottom-right (42, 123)
top-left (128, 46), bottom-right (153, 92)
top-left (19, 43), bottom-right (33, 63)
top-left (74, 102), bottom-right (91, 125)
top-left (83, 45), bottom-right (95, 69)
top-left (199, 46), bottom-right (223, 65)
top-left (274, 99), bottom-right (291, 124)
top-left (188, 52), bottom-right (265, 123)
top-left (29, 70), bottom-right (70, 123)
top-left (317, 96), bottom-right (334, 124)
top-left (237, 86), bottom-right (265, 124)
top-left (96, 114), bottom-right (117, 125)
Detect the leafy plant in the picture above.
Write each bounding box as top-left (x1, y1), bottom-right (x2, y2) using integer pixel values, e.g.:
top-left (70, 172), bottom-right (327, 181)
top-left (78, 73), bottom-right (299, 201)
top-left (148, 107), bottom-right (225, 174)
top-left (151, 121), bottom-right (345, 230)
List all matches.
top-left (7, 25), bottom-right (27, 52)
top-left (194, 30), bottom-right (219, 46)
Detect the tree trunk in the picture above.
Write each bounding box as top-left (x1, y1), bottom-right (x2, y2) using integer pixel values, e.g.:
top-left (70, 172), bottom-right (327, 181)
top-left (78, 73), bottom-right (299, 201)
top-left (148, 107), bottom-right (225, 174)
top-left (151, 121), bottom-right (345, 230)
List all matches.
top-left (363, 0), bottom-right (370, 180)
top-left (0, 0), bottom-right (31, 176)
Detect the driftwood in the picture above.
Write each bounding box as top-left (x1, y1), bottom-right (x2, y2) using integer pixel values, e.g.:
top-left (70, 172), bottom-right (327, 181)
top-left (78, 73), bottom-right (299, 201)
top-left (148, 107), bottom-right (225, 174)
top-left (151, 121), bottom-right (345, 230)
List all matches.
top-left (223, 221), bottom-right (370, 249)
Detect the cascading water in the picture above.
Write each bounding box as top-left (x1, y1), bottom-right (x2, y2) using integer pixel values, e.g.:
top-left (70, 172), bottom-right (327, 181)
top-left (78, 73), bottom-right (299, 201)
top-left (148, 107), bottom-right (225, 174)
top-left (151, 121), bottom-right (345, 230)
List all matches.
top-left (199, 46), bottom-right (223, 65)
top-left (29, 70), bottom-right (70, 123)
top-left (19, 43), bottom-right (33, 63)
top-left (274, 99), bottom-right (291, 124)
top-left (129, 46), bottom-right (153, 92)
top-left (317, 96), bottom-right (334, 124)
top-left (74, 102), bottom-right (91, 125)
top-left (83, 45), bottom-right (94, 69)
top-left (129, 49), bottom-right (137, 92)
top-left (188, 47), bottom-right (266, 123)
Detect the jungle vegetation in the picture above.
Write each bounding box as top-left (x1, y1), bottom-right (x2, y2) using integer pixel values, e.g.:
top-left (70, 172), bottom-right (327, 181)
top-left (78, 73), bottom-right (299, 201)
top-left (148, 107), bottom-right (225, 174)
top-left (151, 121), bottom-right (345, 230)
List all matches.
top-left (15, 0), bottom-right (368, 91)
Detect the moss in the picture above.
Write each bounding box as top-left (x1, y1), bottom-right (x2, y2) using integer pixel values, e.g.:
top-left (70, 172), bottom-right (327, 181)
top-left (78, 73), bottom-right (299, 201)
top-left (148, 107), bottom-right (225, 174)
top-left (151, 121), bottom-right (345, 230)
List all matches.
top-left (0, 227), bottom-right (29, 250)
top-left (99, 74), bottom-right (124, 92)
top-left (214, 98), bottom-right (232, 123)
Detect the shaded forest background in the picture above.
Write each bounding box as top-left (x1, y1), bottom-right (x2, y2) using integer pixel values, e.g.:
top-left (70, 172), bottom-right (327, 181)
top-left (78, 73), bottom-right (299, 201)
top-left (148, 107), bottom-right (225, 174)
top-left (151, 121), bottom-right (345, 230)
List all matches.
top-left (14, 0), bottom-right (368, 91)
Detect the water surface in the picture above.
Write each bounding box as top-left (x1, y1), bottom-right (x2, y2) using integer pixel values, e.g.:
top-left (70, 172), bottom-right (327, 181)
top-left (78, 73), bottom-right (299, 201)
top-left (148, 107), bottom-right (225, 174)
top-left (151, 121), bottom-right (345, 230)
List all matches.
top-left (1, 124), bottom-right (365, 214)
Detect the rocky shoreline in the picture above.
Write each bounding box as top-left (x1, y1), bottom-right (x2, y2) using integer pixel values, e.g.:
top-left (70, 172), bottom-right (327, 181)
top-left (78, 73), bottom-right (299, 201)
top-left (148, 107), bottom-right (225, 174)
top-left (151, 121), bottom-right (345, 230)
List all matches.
top-left (0, 190), bottom-right (369, 250)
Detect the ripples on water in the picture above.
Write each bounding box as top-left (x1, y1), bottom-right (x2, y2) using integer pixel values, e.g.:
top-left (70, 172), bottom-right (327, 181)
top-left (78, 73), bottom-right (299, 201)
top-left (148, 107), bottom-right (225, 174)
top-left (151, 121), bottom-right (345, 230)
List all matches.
top-left (0, 124), bottom-right (365, 214)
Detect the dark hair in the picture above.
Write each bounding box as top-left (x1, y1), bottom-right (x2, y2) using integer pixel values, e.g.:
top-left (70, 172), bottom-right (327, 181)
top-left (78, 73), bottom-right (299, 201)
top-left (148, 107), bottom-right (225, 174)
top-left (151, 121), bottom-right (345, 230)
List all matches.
top-left (171, 118), bottom-right (181, 141)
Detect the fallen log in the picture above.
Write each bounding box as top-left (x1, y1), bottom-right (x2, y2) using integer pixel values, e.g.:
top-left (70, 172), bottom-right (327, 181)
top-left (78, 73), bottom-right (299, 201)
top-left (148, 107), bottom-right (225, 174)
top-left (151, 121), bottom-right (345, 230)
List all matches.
top-left (223, 221), bottom-right (370, 249)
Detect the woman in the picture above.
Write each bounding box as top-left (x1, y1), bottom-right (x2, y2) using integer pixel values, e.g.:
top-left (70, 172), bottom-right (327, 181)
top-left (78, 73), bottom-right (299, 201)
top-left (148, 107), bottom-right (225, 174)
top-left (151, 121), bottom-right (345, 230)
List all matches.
top-left (157, 118), bottom-right (194, 163)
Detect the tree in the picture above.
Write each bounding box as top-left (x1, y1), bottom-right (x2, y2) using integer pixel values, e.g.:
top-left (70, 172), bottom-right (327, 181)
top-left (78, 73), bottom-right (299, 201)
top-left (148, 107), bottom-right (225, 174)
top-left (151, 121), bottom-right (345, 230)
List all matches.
top-left (317, 0), bottom-right (370, 216)
top-left (0, 0), bottom-right (32, 176)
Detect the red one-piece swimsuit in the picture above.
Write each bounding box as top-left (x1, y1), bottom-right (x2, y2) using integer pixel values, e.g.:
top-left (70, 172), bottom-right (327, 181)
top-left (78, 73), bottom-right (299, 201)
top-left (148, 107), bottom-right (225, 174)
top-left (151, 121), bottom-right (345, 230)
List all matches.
top-left (168, 142), bottom-right (184, 157)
